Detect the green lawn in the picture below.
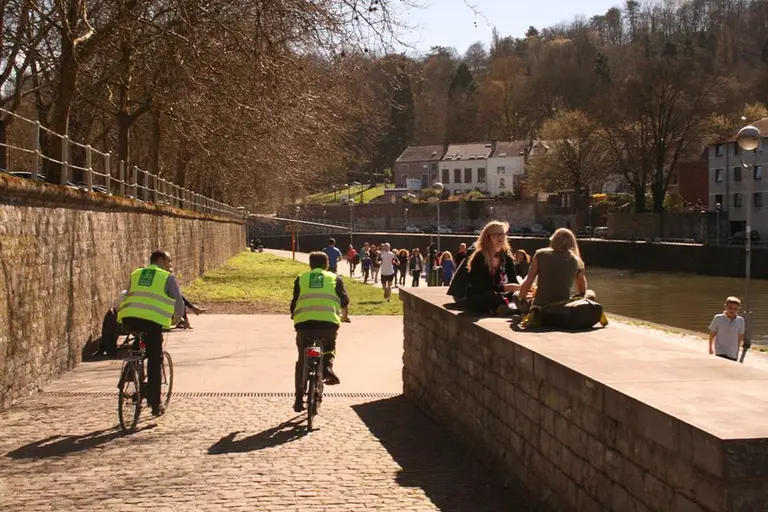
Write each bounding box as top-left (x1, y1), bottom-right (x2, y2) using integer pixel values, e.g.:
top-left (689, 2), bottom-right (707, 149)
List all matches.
top-left (185, 252), bottom-right (402, 315)
top-left (305, 184), bottom-right (388, 204)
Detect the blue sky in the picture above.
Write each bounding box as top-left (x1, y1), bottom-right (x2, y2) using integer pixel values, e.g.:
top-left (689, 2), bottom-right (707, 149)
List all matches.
top-left (396, 0), bottom-right (621, 56)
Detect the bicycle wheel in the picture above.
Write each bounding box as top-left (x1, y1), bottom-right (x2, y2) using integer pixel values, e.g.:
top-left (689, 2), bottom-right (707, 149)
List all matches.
top-left (118, 361), bottom-right (142, 433)
top-left (160, 351), bottom-right (174, 410)
top-left (307, 376), bottom-right (316, 430)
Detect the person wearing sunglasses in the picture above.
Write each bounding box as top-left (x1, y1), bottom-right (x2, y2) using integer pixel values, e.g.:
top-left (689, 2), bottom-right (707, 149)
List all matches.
top-left (463, 221), bottom-right (520, 315)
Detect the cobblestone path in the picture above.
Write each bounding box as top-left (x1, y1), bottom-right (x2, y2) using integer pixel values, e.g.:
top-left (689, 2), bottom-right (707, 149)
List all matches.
top-left (0, 392), bottom-right (534, 511)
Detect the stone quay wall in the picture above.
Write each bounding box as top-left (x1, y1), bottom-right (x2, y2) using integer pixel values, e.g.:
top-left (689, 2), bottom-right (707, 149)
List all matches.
top-left (0, 176), bottom-right (245, 409)
top-left (400, 287), bottom-right (768, 512)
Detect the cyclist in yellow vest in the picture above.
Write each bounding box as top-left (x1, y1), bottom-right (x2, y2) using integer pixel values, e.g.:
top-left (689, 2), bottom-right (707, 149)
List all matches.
top-left (118, 250), bottom-right (185, 416)
top-left (290, 251), bottom-right (350, 413)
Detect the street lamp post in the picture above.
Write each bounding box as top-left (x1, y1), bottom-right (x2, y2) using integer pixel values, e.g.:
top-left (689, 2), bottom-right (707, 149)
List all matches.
top-left (433, 182), bottom-right (444, 251)
top-left (716, 203), bottom-right (721, 246)
top-left (323, 209), bottom-right (327, 234)
top-left (736, 124), bottom-right (761, 363)
top-left (347, 198), bottom-right (356, 247)
top-left (589, 205), bottom-right (594, 237)
top-left (404, 207), bottom-right (409, 229)
top-left (489, 206), bottom-right (494, 219)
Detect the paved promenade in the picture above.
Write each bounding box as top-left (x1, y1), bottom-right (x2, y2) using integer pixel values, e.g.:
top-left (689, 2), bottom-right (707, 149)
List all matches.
top-left (0, 315), bottom-right (532, 511)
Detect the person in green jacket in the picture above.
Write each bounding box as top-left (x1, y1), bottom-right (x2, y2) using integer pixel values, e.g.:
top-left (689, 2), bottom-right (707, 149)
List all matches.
top-left (290, 252), bottom-right (350, 413)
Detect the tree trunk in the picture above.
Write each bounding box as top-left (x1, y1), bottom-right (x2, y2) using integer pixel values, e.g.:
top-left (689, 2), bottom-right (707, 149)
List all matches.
top-left (651, 180), bottom-right (664, 213)
top-left (46, 40), bottom-right (78, 183)
top-left (0, 118), bottom-right (8, 171)
top-left (633, 184), bottom-right (646, 213)
top-left (149, 112), bottom-right (161, 174)
top-left (117, 111), bottom-right (131, 168)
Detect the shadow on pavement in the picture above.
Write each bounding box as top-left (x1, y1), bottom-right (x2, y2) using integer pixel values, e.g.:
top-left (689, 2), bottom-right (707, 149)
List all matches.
top-left (353, 396), bottom-right (537, 512)
top-left (5, 425), bottom-right (155, 459)
top-left (207, 417), bottom-right (308, 454)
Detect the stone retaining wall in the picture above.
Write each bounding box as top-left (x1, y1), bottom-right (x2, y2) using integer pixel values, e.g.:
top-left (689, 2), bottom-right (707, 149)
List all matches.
top-left (0, 176), bottom-right (245, 409)
top-left (401, 287), bottom-right (768, 512)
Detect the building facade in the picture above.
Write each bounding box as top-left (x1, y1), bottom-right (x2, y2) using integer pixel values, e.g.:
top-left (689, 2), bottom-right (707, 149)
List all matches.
top-left (394, 146), bottom-right (445, 190)
top-left (438, 142), bottom-right (495, 195)
top-left (487, 141), bottom-right (527, 196)
top-left (708, 118), bottom-right (768, 237)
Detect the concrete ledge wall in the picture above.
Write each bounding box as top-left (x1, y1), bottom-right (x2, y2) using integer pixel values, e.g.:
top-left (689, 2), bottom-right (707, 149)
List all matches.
top-left (261, 233), bottom-right (768, 279)
top-left (401, 288), bottom-right (768, 512)
top-left (0, 177), bottom-right (245, 409)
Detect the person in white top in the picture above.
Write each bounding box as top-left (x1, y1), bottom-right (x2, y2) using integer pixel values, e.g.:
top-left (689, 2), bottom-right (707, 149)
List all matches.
top-left (377, 243), bottom-right (400, 302)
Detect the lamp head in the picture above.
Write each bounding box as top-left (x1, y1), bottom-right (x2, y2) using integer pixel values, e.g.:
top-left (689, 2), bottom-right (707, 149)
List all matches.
top-left (737, 125), bottom-right (761, 151)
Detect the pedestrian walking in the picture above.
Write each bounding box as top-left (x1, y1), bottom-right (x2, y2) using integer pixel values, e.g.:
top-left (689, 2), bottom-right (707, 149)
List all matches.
top-left (410, 248), bottom-right (424, 287)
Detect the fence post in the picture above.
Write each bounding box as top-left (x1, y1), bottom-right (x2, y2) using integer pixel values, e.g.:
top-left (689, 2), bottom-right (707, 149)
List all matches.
top-left (33, 122), bottom-right (41, 181)
top-left (104, 152), bottom-right (111, 194)
top-left (60, 135), bottom-right (69, 185)
top-left (85, 145), bottom-right (93, 192)
top-left (142, 169), bottom-right (149, 202)
top-left (153, 175), bottom-right (159, 203)
top-left (132, 166), bottom-right (139, 199)
top-left (118, 160), bottom-right (125, 196)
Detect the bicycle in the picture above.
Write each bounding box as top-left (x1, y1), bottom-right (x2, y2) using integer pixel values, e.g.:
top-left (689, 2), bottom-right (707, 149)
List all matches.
top-left (117, 331), bottom-right (174, 433)
top-left (300, 317), bottom-right (349, 430)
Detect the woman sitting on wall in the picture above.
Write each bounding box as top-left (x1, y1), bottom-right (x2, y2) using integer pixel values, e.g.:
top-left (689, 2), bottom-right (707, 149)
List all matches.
top-left (516, 228), bottom-right (604, 329)
top-left (464, 221), bottom-right (520, 315)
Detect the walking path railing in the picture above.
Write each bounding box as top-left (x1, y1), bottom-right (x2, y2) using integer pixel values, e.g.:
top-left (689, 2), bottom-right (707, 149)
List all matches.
top-left (0, 107), bottom-right (242, 218)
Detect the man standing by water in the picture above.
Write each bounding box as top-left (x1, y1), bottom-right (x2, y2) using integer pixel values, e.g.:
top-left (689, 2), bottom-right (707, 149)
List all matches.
top-left (323, 238), bottom-right (343, 274)
top-left (708, 296), bottom-right (745, 362)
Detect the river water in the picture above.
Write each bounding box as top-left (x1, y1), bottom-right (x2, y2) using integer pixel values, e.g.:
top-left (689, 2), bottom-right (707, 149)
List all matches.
top-left (587, 268), bottom-right (768, 344)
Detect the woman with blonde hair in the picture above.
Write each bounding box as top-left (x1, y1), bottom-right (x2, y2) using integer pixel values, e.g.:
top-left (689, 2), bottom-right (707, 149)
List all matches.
top-left (463, 221), bottom-right (520, 314)
top-left (517, 227), bottom-right (594, 310)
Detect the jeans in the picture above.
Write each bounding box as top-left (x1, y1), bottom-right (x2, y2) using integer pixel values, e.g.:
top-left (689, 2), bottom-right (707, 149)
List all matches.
top-left (294, 330), bottom-right (337, 398)
top-left (121, 317), bottom-right (163, 408)
top-left (411, 270), bottom-right (421, 287)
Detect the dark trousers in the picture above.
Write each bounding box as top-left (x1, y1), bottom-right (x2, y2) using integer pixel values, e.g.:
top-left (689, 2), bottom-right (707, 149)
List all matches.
top-left (295, 330), bottom-right (337, 398)
top-left (411, 270), bottom-right (421, 287)
top-left (716, 354), bottom-right (738, 362)
top-left (121, 317), bottom-right (163, 408)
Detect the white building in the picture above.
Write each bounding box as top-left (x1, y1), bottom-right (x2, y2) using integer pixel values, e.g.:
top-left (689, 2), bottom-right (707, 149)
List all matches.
top-left (438, 142), bottom-right (494, 195)
top-left (708, 118), bottom-right (768, 237)
top-left (487, 141), bottom-right (528, 196)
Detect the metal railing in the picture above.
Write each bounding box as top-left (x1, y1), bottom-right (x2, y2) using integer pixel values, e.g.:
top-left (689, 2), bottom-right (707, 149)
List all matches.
top-left (0, 107), bottom-right (242, 219)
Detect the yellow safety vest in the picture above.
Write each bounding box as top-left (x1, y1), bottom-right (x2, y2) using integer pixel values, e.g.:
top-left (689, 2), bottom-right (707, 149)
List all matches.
top-left (293, 269), bottom-right (341, 326)
top-left (117, 264), bottom-right (175, 328)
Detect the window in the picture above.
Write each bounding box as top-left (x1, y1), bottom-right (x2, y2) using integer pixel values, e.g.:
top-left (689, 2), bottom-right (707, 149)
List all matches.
top-left (422, 163), bottom-right (429, 171)
top-left (454, 169), bottom-right (461, 183)
top-left (755, 166), bottom-right (763, 180)
top-left (715, 194), bottom-right (723, 207)
top-left (755, 193), bottom-right (763, 208)
top-left (431, 162), bottom-right (438, 171)
top-left (401, 175), bottom-right (408, 187)
top-left (734, 143), bottom-right (740, 155)
top-left (478, 168), bottom-right (486, 183)
top-left (442, 169), bottom-right (450, 184)
top-left (715, 145), bottom-right (723, 157)
top-left (734, 193), bottom-right (743, 207)
top-left (499, 178), bottom-right (506, 188)
top-left (715, 169), bottom-right (723, 182)
top-left (734, 167), bottom-right (742, 181)
top-left (464, 168), bottom-right (472, 183)
top-left (400, 163), bottom-right (409, 173)
top-left (497, 166), bottom-right (506, 174)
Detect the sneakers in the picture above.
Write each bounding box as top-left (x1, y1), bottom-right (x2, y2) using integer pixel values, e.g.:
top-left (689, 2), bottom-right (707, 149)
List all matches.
top-left (293, 397), bottom-right (305, 413)
top-left (324, 367), bottom-right (341, 386)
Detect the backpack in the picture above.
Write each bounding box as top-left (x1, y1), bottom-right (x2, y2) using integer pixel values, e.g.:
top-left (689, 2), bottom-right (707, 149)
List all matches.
top-left (446, 243), bottom-right (477, 305)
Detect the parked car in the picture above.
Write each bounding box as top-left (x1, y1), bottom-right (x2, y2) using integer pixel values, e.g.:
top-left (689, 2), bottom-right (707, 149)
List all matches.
top-left (421, 225), bottom-right (435, 234)
top-left (405, 225), bottom-right (421, 233)
top-left (437, 226), bottom-right (453, 234)
top-left (66, 180), bottom-right (111, 195)
top-left (729, 230), bottom-right (760, 244)
top-left (593, 226), bottom-right (608, 238)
